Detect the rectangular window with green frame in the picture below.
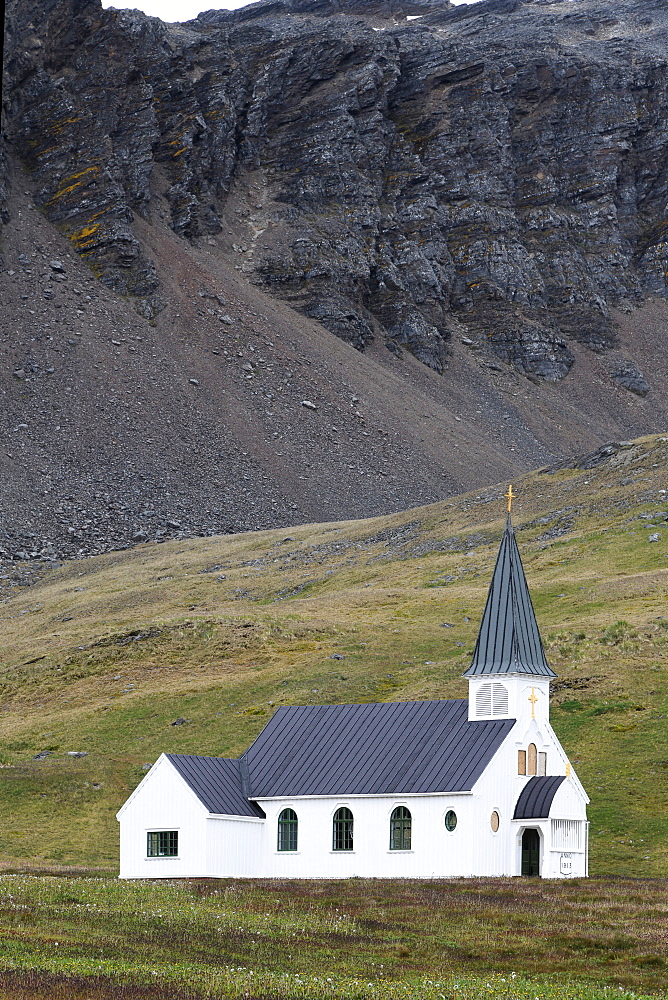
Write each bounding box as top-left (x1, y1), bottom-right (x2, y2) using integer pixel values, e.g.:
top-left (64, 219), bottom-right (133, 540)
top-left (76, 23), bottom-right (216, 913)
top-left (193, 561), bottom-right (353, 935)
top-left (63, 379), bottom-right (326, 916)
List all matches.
top-left (147, 831), bottom-right (178, 857)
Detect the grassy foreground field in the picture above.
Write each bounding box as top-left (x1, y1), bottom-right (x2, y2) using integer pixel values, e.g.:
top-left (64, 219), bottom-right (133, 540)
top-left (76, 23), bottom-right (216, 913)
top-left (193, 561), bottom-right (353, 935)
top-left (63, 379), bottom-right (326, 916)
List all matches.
top-left (0, 433), bottom-right (667, 879)
top-left (0, 874), bottom-right (666, 999)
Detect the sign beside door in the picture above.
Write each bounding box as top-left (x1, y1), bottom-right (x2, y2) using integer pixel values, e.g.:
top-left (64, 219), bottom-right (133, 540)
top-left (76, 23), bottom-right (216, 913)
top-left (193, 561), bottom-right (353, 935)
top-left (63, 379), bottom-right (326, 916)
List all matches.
top-left (560, 853), bottom-right (573, 876)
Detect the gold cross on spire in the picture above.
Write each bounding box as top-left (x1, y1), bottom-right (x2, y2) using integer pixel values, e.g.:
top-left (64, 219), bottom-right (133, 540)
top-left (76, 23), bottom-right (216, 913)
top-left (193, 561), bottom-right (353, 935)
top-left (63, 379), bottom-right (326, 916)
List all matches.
top-left (528, 686), bottom-right (538, 719)
top-left (505, 484), bottom-right (514, 513)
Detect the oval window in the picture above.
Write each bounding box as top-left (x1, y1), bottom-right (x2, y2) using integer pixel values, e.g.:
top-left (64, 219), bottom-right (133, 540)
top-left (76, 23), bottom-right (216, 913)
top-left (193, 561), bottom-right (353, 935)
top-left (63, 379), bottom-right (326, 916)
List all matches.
top-left (490, 810), bottom-right (500, 833)
top-left (444, 809), bottom-right (457, 832)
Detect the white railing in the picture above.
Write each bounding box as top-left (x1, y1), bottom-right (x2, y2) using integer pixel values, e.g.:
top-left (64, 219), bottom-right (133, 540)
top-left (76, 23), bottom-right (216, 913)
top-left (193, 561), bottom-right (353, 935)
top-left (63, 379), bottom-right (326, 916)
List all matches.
top-left (551, 818), bottom-right (583, 851)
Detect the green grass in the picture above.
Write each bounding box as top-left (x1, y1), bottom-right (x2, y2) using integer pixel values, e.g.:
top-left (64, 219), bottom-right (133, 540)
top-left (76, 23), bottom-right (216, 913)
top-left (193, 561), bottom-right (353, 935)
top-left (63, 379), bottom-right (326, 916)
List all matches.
top-left (0, 874), bottom-right (665, 998)
top-left (0, 434), bottom-right (667, 874)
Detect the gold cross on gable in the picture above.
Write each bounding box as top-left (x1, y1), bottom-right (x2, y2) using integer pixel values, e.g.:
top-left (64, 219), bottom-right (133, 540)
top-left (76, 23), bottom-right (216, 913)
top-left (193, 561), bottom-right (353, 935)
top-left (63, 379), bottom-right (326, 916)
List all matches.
top-left (528, 686), bottom-right (538, 719)
top-left (505, 484), bottom-right (514, 512)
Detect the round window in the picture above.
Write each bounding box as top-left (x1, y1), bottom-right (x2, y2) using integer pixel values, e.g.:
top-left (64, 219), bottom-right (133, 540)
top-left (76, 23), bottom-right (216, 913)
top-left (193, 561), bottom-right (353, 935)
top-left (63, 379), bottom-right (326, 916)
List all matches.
top-left (444, 809), bottom-right (457, 832)
top-left (490, 810), bottom-right (500, 833)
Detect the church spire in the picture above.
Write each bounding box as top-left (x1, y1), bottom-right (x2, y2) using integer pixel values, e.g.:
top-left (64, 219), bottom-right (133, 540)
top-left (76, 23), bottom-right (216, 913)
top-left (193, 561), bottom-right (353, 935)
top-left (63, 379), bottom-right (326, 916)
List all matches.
top-left (464, 510), bottom-right (556, 678)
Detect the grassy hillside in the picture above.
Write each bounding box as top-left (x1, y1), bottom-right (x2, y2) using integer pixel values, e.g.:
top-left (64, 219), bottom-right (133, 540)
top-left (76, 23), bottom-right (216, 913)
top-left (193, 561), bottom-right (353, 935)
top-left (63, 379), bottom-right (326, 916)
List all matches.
top-left (0, 434), bottom-right (667, 874)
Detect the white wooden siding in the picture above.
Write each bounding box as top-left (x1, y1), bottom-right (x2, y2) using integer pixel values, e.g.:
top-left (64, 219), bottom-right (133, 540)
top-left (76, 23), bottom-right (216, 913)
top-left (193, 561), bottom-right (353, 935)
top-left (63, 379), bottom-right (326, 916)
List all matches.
top-left (118, 755), bottom-right (208, 879)
top-left (207, 816), bottom-right (265, 877)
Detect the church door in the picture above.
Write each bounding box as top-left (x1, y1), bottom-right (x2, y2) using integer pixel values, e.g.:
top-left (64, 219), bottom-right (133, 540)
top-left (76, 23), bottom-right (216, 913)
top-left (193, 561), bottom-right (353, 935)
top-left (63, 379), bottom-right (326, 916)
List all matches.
top-left (521, 829), bottom-right (540, 876)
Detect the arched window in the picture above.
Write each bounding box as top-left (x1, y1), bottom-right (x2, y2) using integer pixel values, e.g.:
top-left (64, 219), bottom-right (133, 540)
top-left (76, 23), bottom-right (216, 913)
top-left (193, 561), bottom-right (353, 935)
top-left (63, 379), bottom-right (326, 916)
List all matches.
top-left (538, 752), bottom-right (547, 776)
top-left (518, 749), bottom-right (527, 775)
top-left (390, 806), bottom-right (412, 851)
top-left (277, 808), bottom-right (298, 852)
top-left (332, 807), bottom-right (353, 852)
top-left (528, 743), bottom-right (537, 776)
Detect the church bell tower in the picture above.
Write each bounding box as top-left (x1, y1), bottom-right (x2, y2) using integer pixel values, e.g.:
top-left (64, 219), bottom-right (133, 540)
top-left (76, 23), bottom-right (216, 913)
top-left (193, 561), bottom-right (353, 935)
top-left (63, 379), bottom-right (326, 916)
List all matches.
top-left (464, 488), bottom-right (556, 725)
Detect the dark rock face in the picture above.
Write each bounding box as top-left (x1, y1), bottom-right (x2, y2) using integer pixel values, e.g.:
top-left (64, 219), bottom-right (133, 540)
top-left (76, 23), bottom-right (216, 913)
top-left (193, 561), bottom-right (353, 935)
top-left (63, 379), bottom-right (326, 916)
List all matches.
top-left (3, 0), bottom-right (668, 375)
top-left (489, 322), bottom-right (574, 382)
top-left (610, 359), bottom-right (650, 397)
top-left (0, 138), bottom-right (9, 226)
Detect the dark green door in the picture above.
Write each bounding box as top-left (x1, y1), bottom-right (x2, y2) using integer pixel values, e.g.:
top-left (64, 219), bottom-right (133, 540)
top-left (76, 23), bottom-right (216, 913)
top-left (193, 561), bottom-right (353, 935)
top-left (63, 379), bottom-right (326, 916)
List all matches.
top-left (521, 829), bottom-right (540, 876)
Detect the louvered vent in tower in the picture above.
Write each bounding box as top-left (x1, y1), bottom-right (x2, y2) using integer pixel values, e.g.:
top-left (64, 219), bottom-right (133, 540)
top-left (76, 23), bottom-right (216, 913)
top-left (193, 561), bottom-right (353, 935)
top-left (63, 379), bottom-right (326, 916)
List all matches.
top-left (476, 683), bottom-right (492, 717)
top-left (492, 683), bottom-right (508, 716)
top-left (475, 682), bottom-right (508, 718)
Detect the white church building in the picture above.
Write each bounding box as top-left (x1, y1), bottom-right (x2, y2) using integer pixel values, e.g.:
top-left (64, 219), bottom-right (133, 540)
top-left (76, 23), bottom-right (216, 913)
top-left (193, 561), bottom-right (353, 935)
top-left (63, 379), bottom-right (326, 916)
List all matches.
top-left (117, 515), bottom-right (589, 879)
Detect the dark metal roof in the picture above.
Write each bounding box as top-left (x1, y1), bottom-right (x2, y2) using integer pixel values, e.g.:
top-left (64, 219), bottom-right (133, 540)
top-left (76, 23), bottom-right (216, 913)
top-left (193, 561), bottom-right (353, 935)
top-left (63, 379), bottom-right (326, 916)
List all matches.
top-left (465, 514), bottom-right (556, 678)
top-left (243, 699), bottom-right (514, 798)
top-left (166, 754), bottom-right (265, 818)
top-left (513, 775), bottom-right (565, 819)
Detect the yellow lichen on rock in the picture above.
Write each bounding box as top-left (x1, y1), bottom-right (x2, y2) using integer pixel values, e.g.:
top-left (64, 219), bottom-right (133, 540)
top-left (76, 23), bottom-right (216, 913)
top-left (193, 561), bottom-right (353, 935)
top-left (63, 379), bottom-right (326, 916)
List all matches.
top-left (47, 166), bottom-right (101, 205)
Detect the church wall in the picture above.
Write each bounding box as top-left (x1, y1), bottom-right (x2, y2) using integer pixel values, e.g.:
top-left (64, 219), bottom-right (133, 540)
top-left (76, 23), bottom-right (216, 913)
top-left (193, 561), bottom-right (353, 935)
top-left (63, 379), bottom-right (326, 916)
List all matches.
top-left (206, 815), bottom-right (265, 876)
top-left (550, 774), bottom-right (588, 819)
top-left (117, 756), bottom-right (209, 879)
top-left (508, 817), bottom-right (588, 878)
top-left (465, 732), bottom-right (528, 877)
top-left (255, 795), bottom-right (481, 878)
top-left (470, 722), bottom-right (589, 878)
top-left (544, 779), bottom-right (588, 877)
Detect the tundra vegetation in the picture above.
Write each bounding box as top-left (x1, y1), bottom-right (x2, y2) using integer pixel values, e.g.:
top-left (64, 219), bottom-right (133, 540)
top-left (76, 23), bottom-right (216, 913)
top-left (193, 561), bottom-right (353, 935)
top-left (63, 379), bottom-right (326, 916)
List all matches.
top-left (0, 435), bottom-right (667, 996)
top-left (0, 874), bottom-right (665, 999)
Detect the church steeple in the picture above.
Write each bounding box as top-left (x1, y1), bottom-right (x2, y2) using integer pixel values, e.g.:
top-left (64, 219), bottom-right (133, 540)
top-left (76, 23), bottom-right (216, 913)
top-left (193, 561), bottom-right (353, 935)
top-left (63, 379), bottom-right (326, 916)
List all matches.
top-left (464, 513), bottom-right (556, 678)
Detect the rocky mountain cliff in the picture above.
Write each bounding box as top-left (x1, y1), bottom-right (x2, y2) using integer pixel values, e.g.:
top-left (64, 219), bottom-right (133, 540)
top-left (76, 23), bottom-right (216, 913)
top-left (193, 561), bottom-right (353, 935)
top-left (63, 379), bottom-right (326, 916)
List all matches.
top-left (1, 0), bottom-right (668, 559)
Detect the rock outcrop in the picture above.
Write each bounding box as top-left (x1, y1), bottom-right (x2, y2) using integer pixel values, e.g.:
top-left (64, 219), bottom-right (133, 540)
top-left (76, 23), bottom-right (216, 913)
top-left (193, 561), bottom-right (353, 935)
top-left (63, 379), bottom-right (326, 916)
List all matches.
top-left (4, 0), bottom-right (668, 377)
top-left (2, 0), bottom-right (668, 562)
